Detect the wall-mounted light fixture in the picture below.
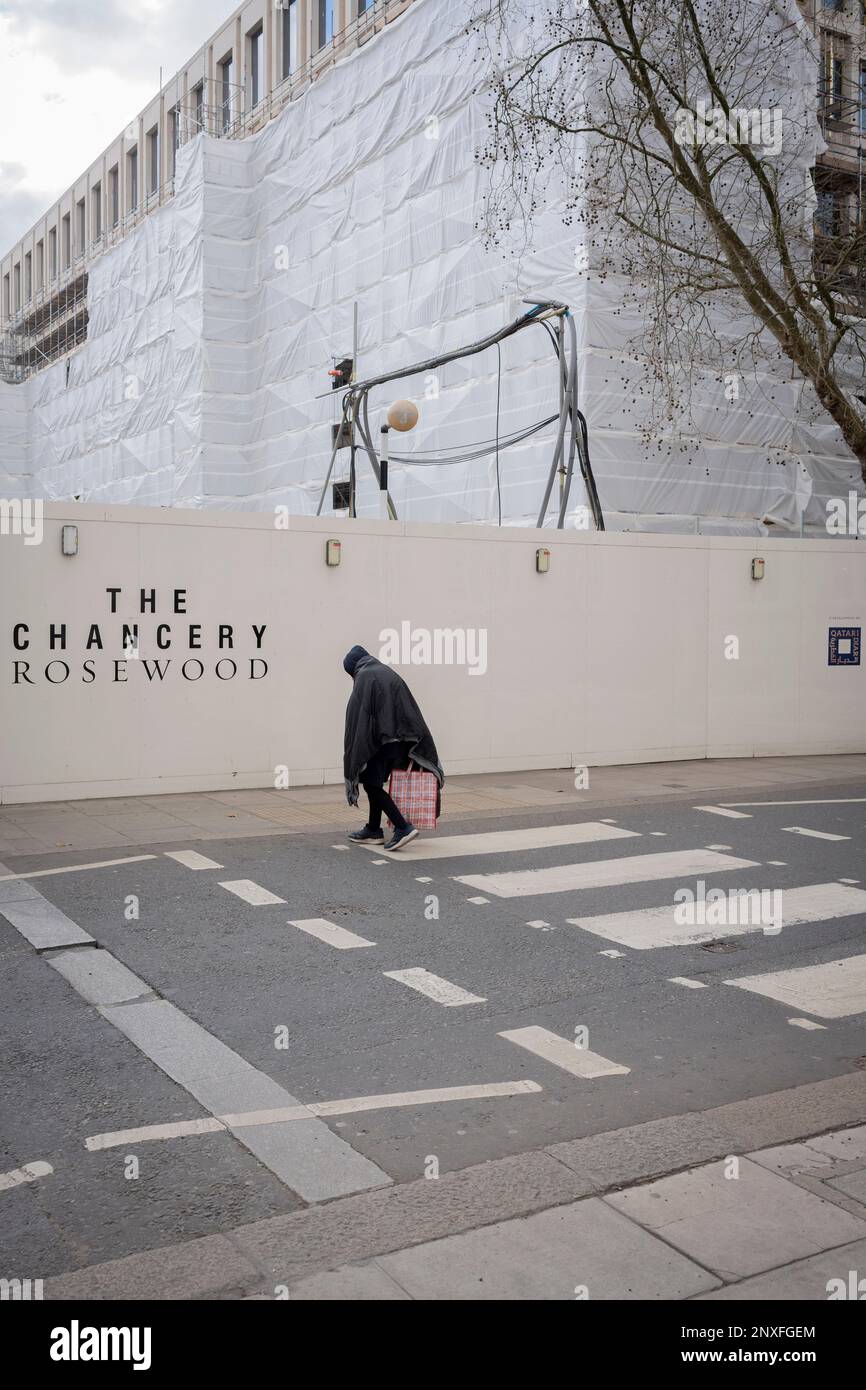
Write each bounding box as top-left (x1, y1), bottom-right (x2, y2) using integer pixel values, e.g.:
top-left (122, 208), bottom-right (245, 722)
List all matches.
top-left (751, 556), bottom-right (765, 581)
top-left (325, 538), bottom-right (342, 567)
top-left (61, 524), bottom-right (79, 556)
top-left (536, 547), bottom-right (550, 574)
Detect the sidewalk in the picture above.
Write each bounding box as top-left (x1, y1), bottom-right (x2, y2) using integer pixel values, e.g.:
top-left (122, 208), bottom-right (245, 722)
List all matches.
top-left (3, 753), bottom-right (866, 857)
top-left (42, 1072), bottom-right (866, 1300)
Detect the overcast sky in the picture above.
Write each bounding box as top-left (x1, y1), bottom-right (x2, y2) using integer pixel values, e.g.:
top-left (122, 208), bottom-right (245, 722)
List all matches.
top-left (0, 0), bottom-right (234, 254)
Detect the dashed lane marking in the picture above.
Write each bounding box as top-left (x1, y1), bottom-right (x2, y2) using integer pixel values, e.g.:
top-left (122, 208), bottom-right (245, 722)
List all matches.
top-left (783, 826), bottom-right (850, 841)
top-left (694, 806), bottom-right (752, 819)
top-left (499, 1026), bottom-right (630, 1079)
top-left (667, 977), bottom-right (708, 989)
top-left (383, 968), bottom-right (486, 1006)
top-left (287, 917), bottom-right (376, 949)
top-left (164, 850), bottom-right (223, 870)
top-left (218, 879), bottom-right (287, 905)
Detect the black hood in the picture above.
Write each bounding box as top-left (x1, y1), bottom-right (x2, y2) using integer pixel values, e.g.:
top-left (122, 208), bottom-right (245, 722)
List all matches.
top-left (343, 645), bottom-right (370, 677)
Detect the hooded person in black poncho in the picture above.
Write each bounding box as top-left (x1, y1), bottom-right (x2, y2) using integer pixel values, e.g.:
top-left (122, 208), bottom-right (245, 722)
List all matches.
top-left (343, 645), bottom-right (444, 851)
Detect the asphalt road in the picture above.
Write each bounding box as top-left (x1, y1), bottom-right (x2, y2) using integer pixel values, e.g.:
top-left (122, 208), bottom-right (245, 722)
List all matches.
top-left (2, 783), bottom-right (865, 1278)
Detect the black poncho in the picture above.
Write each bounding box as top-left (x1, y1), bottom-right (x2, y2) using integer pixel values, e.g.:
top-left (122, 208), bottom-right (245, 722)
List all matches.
top-left (343, 648), bottom-right (444, 806)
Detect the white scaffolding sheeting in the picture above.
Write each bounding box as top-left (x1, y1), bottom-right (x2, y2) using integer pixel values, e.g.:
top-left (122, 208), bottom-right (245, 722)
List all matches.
top-left (0, 0), bottom-right (862, 531)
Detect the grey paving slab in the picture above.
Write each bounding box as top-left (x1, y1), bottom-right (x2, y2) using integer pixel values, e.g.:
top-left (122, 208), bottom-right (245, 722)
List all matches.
top-left (0, 896), bottom-right (94, 949)
top-left (828, 1171), bottom-right (866, 1203)
top-left (99, 998), bottom-right (391, 1202)
top-left (605, 1157), bottom-right (866, 1279)
top-left (286, 1262), bottom-right (412, 1300)
top-left (47, 947), bottom-right (152, 1007)
top-left (697, 1237), bottom-right (866, 1301)
top-left (0, 878), bottom-right (42, 904)
top-left (372, 1198), bottom-right (720, 1300)
top-left (807, 1124), bottom-right (866, 1163)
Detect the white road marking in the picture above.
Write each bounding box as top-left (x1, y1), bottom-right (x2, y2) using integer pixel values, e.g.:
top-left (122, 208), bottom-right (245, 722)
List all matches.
top-left (164, 850), bottom-right (223, 870)
top-left (783, 826), bottom-right (849, 841)
top-left (287, 917), bottom-right (375, 950)
top-left (456, 849), bottom-right (758, 899)
top-left (599, 949), bottom-right (626, 958)
top-left (650, 831), bottom-right (668, 836)
top-left (840, 878), bottom-right (861, 885)
top-left (499, 1026), bottom-right (630, 1078)
top-left (526, 919), bottom-right (551, 930)
top-left (218, 879), bottom-right (287, 905)
top-left (726, 798), bottom-right (866, 807)
top-left (383, 968), bottom-right (486, 1006)
top-left (705, 844), bottom-right (732, 851)
top-left (467, 895), bottom-right (489, 904)
top-left (415, 876), bottom-right (433, 883)
top-left (362, 821), bottom-right (640, 860)
top-left (788, 1018), bottom-right (827, 1031)
top-left (331, 845), bottom-right (350, 851)
top-left (370, 859), bottom-right (388, 865)
top-left (99, 998), bottom-right (390, 1200)
top-left (668, 977), bottom-right (708, 989)
top-left (0, 1160), bottom-right (53, 1191)
top-left (85, 1082), bottom-right (544, 1150)
top-left (726, 953), bottom-right (866, 1019)
top-left (567, 883), bottom-right (866, 950)
top-left (768, 861), bottom-right (787, 866)
top-left (694, 806), bottom-right (752, 819)
top-left (0, 854), bottom-right (156, 883)
top-left (86, 1118), bottom-right (224, 1151)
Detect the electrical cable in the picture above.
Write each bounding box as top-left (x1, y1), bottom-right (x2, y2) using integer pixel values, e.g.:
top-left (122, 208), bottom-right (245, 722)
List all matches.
top-left (495, 339), bottom-right (502, 526)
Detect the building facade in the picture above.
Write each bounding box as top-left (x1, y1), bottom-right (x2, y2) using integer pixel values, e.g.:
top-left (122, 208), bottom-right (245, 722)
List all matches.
top-left (0, 1), bottom-right (410, 380)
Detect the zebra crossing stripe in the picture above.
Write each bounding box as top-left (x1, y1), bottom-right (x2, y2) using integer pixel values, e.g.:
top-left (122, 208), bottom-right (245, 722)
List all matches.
top-left (361, 821), bottom-right (639, 860)
top-left (567, 883), bottom-right (866, 950)
top-left (725, 953), bottom-right (866, 1019)
top-left (455, 849), bottom-right (758, 899)
top-left (383, 968), bottom-right (485, 1006)
top-left (499, 1026), bottom-right (630, 1078)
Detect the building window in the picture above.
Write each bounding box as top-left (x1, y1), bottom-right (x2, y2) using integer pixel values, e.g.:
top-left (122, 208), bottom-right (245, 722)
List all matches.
top-left (24, 252), bottom-right (31, 302)
top-left (13, 263), bottom-right (21, 312)
top-left (48, 227), bottom-right (57, 280)
top-left (76, 198), bottom-right (86, 255)
top-left (816, 188), bottom-right (842, 236)
top-left (860, 63), bottom-right (866, 132)
top-left (2, 274), bottom-right (9, 320)
top-left (249, 24), bottom-right (264, 107)
top-left (128, 147), bottom-right (139, 211)
top-left (62, 214), bottom-right (71, 269)
top-left (193, 82), bottom-right (204, 132)
top-left (220, 54), bottom-right (234, 132)
top-left (358, 0), bottom-right (372, 12)
top-left (318, 0), bottom-right (334, 50)
top-left (109, 166), bottom-right (119, 226)
top-left (282, 0), bottom-right (299, 78)
top-left (36, 240), bottom-right (44, 291)
top-left (92, 184), bottom-right (102, 240)
top-left (147, 127), bottom-right (159, 196)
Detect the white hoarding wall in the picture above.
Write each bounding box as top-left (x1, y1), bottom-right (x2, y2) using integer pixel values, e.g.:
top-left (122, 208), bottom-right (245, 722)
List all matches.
top-left (0, 0), bottom-right (863, 533)
top-left (1, 505), bottom-right (864, 804)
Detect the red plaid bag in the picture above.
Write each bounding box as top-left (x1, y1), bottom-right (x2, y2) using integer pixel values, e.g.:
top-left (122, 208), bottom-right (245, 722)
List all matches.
top-left (387, 762), bottom-right (440, 830)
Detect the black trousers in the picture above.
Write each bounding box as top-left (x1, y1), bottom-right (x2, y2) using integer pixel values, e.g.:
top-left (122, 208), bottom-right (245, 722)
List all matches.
top-left (362, 740), bottom-right (413, 833)
top-left (361, 780), bottom-right (408, 833)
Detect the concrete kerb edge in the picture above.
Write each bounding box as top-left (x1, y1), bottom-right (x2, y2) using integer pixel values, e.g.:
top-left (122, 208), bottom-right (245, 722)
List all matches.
top-left (42, 1071), bottom-right (866, 1300)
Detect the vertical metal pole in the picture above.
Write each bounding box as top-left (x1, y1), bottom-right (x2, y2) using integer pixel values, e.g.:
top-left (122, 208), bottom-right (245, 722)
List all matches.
top-left (350, 301), bottom-right (358, 518)
top-left (380, 424), bottom-right (390, 520)
top-left (558, 314), bottom-right (566, 506)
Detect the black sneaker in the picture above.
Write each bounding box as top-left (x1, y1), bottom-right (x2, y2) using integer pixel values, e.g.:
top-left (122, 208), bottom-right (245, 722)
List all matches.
top-left (348, 826), bottom-right (384, 842)
top-left (384, 824), bottom-right (419, 852)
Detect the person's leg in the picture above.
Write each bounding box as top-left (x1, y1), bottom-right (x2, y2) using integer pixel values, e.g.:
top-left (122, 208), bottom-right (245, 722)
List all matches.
top-left (362, 779), bottom-right (384, 831)
top-left (376, 783), bottom-right (408, 833)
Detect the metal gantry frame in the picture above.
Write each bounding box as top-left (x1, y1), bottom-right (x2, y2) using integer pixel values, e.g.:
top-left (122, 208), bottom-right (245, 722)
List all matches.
top-left (316, 300), bottom-right (605, 530)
